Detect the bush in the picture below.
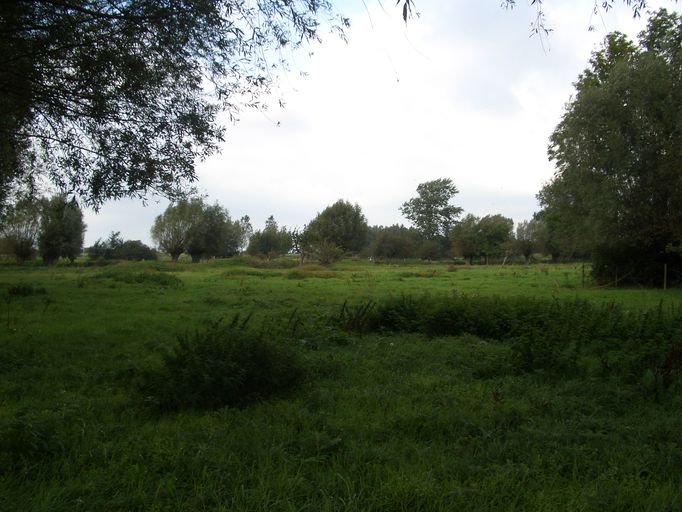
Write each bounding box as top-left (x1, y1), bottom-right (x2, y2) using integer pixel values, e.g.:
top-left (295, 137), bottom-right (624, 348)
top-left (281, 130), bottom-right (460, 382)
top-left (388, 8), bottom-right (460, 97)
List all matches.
top-left (142, 320), bottom-right (306, 411)
top-left (6, 283), bottom-right (47, 296)
top-left (115, 240), bottom-right (157, 261)
top-left (311, 240), bottom-right (344, 265)
top-left (88, 232), bottom-right (157, 261)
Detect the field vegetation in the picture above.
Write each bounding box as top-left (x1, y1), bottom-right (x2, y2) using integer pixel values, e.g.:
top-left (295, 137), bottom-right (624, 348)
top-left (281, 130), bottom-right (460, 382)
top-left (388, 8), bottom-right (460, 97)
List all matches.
top-left (1, 258), bottom-right (681, 511)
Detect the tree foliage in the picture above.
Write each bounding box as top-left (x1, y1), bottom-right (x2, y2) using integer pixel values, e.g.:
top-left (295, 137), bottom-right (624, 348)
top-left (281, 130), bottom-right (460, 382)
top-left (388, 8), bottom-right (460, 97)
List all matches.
top-left (540, 9), bottom-right (682, 284)
top-left (88, 231), bottom-right (156, 261)
top-left (400, 179), bottom-right (463, 241)
top-left (478, 214), bottom-right (514, 264)
top-left (515, 219), bottom-right (545, 263)
top-left (0, 198), bottom-right (40, 263)
top-left (0, 0), bottom-right (348, 211)
top-left (450, 214), bottom-right (482, 264)
top-left (151, 199), bottom-right (202, 262)
top-left (450, 213), bottom-right (514, 264)
top-left (304, 199), bottom-right (368, 254)
top-left (370, 224), bottom-right (420, 260)
top-left (187, 204), bottom-right (250, 262)
top-left (38, 195), bottom-right (86, 264)
top-left (151, 198), bottom-right (248, 262)
top-left (247, 216), bottom-right (292, 259)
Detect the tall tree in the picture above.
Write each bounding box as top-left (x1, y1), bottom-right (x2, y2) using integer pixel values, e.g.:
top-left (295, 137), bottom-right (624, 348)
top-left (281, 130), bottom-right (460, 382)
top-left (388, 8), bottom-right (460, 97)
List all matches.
top-left (38, 195), bottom-right (86, 264)
top-left (400, 178), bottom-right (463, 242)
top-left (540, 9), bottom-right (682, 284)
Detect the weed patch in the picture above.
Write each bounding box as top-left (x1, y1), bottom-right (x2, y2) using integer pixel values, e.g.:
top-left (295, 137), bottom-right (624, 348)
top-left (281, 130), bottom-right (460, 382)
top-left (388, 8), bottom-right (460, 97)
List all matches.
top-left (140, 319), bottom-right (306, 411)
top-left (95, 270), bottom-right (183, 287)
top-left (0, 410), bottom-right (65, 473)
top-left (5, 283), bottom-right (47, 296)
top-left (287, 269), bottom-right (337, 279)
top-left (338, 294), bottom-right (682, 389)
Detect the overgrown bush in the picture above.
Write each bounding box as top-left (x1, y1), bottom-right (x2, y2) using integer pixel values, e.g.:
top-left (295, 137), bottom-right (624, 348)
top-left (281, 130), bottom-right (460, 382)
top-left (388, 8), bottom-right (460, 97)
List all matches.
top-left (141, 320), bottom-right (306, 411)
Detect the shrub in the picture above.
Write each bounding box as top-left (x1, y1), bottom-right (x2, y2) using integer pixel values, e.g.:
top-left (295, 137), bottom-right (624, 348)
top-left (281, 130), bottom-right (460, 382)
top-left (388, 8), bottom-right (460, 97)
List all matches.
top-left (142, 320), bottom-right (306, 411)
top-left (6, 283), bottom-right (47, 296)
top-left (311, 240), bottom-right (344, 266)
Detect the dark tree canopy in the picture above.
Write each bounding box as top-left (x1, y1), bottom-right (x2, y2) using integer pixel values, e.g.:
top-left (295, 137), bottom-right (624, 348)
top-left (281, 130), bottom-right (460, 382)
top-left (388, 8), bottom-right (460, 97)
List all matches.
top-left (539, 9), bottom-right (682, 285)
top-left (0, 0), bottom-right (348, 211)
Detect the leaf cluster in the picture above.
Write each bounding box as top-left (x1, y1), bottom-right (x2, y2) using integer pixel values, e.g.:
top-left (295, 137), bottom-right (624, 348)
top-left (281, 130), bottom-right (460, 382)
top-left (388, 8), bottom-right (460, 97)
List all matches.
top-left (0, 0), bottom-right (348, 208)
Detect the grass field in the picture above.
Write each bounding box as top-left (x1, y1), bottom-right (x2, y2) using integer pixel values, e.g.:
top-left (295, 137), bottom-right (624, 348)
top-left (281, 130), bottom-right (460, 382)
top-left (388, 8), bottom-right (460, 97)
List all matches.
top-left (1, 258), bottom-right (681, 511)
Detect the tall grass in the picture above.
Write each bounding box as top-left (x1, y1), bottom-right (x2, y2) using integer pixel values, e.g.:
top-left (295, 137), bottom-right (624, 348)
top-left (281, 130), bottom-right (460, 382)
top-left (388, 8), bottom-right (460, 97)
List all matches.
top-left (338, 294), bottom-right (682, 390)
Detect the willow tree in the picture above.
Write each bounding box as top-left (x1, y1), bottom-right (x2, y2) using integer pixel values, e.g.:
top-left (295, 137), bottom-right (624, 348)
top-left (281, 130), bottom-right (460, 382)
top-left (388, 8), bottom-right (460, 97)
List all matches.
top-left (540, 9), bottom-right (682, 285)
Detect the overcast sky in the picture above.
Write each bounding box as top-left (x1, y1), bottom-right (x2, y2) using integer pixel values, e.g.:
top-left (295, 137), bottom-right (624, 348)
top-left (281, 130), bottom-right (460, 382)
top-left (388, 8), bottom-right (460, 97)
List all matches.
top-left (83, 0), bottom-right (675, 246)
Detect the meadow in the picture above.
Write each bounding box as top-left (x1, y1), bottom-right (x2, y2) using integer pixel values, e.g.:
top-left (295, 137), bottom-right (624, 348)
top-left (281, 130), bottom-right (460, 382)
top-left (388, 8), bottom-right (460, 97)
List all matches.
top-left (1, 258), bottom-right (681, 511)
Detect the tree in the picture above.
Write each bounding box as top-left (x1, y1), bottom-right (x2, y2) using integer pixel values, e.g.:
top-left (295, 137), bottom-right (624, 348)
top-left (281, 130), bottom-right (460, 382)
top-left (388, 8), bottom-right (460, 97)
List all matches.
top-left (152, 198), bottom-right (248, 262)
top-left (186, 203), bottom-right (250, 261)
top-left (151, 199), bottom-right (203, 262)
top-left (400, 179), bottom-right (463, 242)
top-left (0, 198), bottom-right (40, 263)
top-left (450, 214), bottom-right (482, 264)
top-left (515, 219), bottom-right (544, 263)
top-left (0, 1), bottom-right (349, 211)
top-left (540, 9), bottom-right (682, 285)
top-left (221, 216), bottom-right (252, 258)
top-left (38, 195), bottom-right (86, 264)
top-left (478, 214), bottom-right (514, 264)
top-left (370, 225), bottom-right (420, 260)
top-left (247, 216), bottom-right (292, 258)
top-left (304, 200), bottom-right (369, 254)
top-left (88, 232), bottom-right (156, 261)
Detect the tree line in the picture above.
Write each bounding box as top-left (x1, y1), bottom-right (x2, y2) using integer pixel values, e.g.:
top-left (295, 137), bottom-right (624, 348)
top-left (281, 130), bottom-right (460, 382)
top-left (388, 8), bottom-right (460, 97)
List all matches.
top-left (0, 183), bottom-right (555, 266)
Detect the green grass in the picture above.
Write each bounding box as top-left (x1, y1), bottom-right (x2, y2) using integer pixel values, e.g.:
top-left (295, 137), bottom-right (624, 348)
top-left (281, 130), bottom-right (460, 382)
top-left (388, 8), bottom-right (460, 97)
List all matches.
top-left (1, 259), bottom-right (681, 511)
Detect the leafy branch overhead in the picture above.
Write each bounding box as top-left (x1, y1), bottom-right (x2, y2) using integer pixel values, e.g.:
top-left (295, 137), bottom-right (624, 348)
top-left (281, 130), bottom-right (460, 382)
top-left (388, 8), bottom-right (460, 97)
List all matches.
top-left (0, 0), bottom-right (349, 210)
